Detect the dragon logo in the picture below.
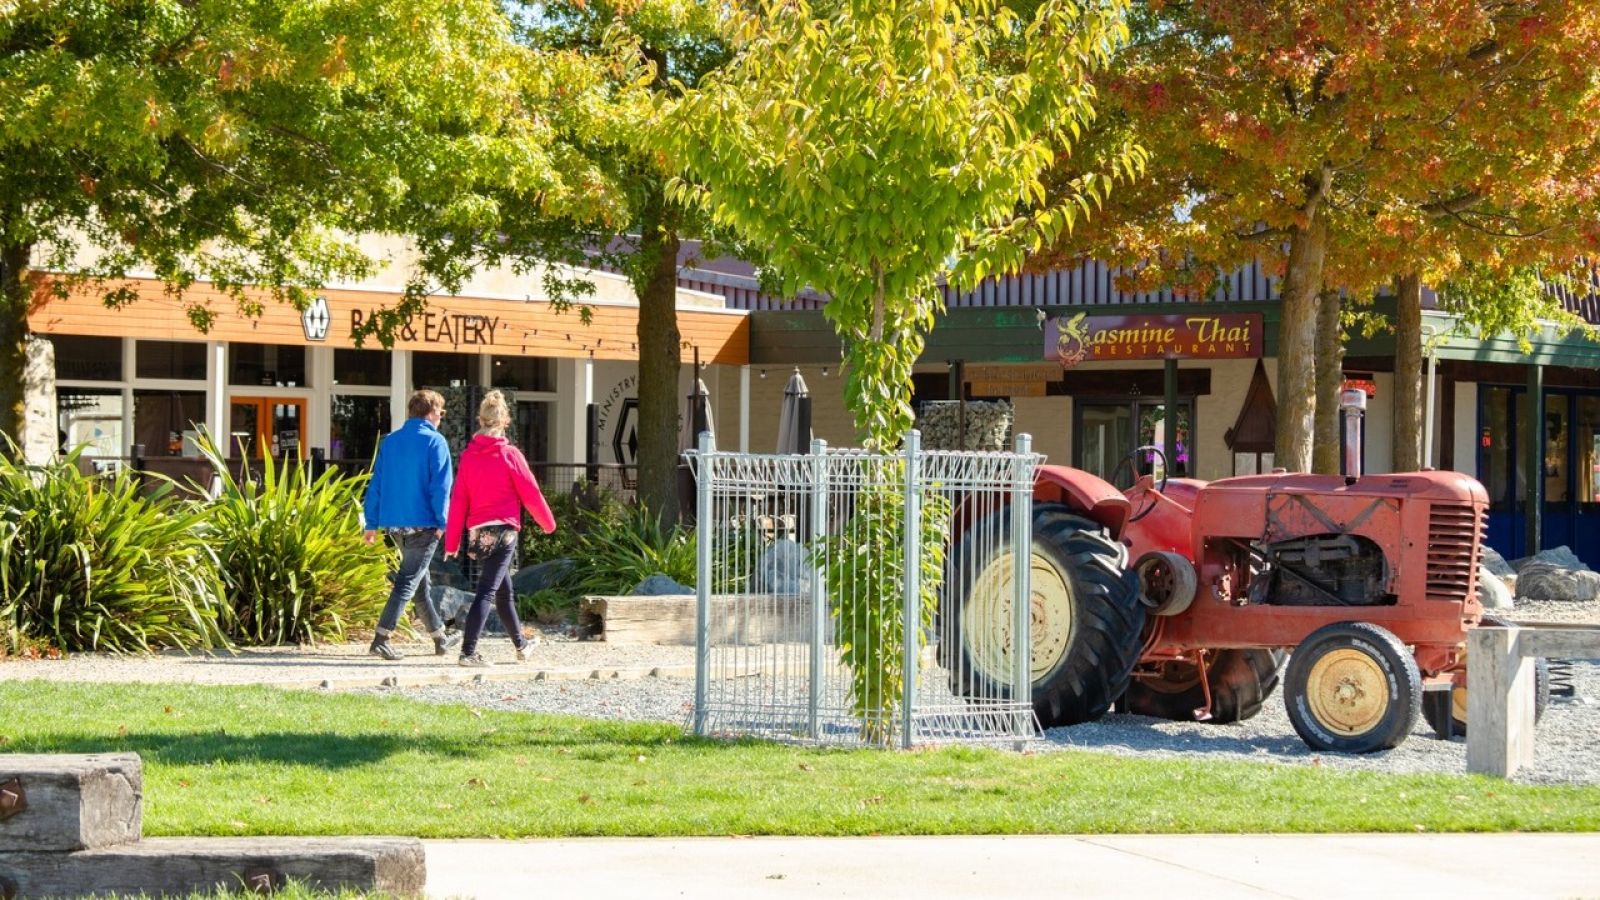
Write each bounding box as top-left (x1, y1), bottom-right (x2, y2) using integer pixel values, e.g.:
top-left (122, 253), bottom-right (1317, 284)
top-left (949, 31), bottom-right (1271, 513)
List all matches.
top-left (1053, 312), bottom-right (1092, 368)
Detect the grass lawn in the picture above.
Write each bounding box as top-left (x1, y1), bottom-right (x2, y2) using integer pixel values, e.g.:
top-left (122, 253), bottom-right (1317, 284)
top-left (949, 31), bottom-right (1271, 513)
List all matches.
top-left (2, 681), bottom-right (1596, 836)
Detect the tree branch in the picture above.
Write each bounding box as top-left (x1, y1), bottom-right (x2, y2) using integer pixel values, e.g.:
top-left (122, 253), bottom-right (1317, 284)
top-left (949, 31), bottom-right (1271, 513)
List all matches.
top-left (1419, 191), bottom-right (1482, 217)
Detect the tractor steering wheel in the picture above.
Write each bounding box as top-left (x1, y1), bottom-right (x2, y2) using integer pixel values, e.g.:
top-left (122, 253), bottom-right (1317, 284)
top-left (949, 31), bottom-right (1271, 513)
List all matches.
top-left (1111, 444), bottom-right (1171, 496)
top-left (1115, 445), bottom-right (1170, 524)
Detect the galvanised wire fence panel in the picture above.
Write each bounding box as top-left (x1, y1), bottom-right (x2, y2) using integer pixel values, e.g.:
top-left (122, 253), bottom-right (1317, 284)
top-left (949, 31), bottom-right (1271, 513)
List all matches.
top-left (689, 430), bottom-right (1041, 749)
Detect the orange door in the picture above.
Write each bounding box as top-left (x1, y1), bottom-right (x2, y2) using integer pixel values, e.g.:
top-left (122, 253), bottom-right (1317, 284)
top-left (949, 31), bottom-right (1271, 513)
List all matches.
top-left (228, 398), bottom-right (308, 458)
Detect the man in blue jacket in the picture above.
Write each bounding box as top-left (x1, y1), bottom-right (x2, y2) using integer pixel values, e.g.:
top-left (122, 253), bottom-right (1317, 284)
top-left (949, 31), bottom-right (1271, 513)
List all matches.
top-left (363, 389), bottom-right (460, 660)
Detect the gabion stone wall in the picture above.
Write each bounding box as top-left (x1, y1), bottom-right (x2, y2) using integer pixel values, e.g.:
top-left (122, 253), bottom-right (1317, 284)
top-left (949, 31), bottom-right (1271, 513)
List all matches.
top-left (914, 400), bottom-right (1014, 452)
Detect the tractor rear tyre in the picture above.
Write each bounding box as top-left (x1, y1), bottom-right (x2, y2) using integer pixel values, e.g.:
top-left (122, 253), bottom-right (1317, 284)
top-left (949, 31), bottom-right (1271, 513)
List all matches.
top-left (1124, 649), bottom-right (1286, 724)
top-left (944, 502), bottom-right (1145, 728)
top-left (1283, 621), bottom-right (1421, 754)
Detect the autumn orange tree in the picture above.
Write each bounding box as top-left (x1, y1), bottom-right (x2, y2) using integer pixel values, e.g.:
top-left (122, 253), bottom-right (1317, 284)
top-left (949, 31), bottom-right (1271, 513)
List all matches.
top-left (1048, 0), bottom-right (1600, 473)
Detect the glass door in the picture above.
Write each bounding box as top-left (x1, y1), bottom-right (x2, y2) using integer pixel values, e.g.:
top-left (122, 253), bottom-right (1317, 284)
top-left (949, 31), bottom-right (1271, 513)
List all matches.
top-left (1077, 403), bottom-right (1133, 485)
top-left (229, 398), bottom-right (308, 458)
top-left (1075, 399), bottom-right (1194, 488)
top-left (1479, 385), bottom-right (1600, 568)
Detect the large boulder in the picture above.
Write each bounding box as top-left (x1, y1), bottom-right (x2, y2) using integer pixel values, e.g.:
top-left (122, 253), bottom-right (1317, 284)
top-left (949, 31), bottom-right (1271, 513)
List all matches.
top-left (632, 574), bottom-right (694, 596)
top-left (1516, 561), bottom-right (1600, 603)
top-left (1481, 545), bottom-right (1517, 580)
top-left (1477, 566), bottom-right (1513, 611)
top-left (512, 558), bottom-right (575, 595)
top-left (428, 556), bottom-right (471, 590)
top-left (753, 538), bottom-right (815, 596)
top-left (431, 585), bottom-right (476, 628)
top-left (1512, 545), bottom-right (1590, 573)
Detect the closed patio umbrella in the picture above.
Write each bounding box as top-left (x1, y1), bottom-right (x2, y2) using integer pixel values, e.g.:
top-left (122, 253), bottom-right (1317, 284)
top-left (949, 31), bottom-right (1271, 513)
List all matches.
top-left (682, 377), bottom-right (716, 451)
top-left (776, 369), bottom-right (812, 455)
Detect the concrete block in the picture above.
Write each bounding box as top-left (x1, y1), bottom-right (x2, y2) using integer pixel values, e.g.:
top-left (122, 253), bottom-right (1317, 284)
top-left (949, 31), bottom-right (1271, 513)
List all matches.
top-left (0, 754), bottom-right (141, 853)
top-left (0, 836), bottom-right (425, 898)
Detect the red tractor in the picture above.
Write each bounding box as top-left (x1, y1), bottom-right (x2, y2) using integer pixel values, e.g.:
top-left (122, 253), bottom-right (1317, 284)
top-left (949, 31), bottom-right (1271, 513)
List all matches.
top-left (944, 435), bottom-right (1533, 753)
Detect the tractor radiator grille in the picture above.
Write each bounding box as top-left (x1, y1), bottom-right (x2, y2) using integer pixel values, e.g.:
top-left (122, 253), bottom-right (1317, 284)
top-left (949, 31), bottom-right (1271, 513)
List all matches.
top-left (1426, 502), bottom-right (1484, 602)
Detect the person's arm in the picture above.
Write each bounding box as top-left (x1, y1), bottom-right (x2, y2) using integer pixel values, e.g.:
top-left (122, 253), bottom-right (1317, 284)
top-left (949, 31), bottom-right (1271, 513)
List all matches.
top-left (444, 464), bottom-right (470, 556)
top-left (362, 439), bottom-right (384, 542)
top-left (427, 435), bottom-right (453, 531)
top-left (507, 447), bottom-right (556, 534)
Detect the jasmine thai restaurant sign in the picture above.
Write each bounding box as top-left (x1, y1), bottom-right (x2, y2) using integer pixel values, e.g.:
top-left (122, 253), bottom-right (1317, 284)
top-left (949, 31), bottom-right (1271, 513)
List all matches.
top-left (1044, 312), bottom-right (1263, 367)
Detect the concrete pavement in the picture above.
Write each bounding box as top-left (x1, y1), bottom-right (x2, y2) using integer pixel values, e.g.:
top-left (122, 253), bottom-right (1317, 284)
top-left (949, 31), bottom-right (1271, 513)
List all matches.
top-left (423, 834), bottom-right (1600, 899)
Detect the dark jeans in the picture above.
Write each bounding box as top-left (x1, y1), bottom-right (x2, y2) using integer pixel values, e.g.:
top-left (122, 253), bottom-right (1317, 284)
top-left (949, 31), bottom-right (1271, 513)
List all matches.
top-left (460, 531), bottom-right (526, 656)
top-left (376, 530), bottom-right (444, 635)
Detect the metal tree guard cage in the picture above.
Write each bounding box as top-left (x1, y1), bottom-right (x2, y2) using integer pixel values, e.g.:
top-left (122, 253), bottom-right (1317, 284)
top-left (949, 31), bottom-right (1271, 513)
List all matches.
top-left (688, 429), bottom-right (1041, 749)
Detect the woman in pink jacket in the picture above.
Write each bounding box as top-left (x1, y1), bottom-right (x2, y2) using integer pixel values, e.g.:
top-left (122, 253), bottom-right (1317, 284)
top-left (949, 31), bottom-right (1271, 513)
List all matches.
top-left (444, 390), bottom-right (556, 667)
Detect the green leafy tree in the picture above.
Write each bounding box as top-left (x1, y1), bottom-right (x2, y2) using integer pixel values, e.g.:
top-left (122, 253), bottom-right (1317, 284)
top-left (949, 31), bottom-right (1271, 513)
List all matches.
top-left (666, 0), bottom-right (1143, 450)
top-left (0, 0), bottom-right (564, 448)
top-left (420, 3), bottom-right (732, 529)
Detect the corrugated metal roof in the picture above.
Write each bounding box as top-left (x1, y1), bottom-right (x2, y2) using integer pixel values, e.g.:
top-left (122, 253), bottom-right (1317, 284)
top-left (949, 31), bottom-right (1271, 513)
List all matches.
top-left (609, 238), bottom-right (1600, 325)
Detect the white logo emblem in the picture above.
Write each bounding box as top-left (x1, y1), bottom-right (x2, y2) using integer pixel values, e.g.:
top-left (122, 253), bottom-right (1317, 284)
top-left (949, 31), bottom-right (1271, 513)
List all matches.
top-left (301, 296), bottom-right (331, 342)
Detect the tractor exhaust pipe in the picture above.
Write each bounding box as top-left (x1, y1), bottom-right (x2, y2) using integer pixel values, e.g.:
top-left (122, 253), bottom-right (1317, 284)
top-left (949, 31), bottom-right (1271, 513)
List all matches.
top-left (1340, 388), bottom-right (1366, 483)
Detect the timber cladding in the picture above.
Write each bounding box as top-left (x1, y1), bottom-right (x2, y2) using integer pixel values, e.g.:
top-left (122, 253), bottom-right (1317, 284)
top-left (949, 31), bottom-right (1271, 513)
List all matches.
top-left (27, 277), bottom-right (750, 365)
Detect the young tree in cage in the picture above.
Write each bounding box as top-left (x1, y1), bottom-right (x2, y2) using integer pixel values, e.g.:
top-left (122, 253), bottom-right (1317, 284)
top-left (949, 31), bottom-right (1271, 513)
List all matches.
top-left (664, 0), bottom-right (1141, 737)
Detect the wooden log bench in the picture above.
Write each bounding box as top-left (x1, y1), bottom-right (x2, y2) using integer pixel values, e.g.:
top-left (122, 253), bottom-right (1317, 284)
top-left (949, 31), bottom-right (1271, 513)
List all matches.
top-left (579, 593), bottom-right (819, 646)
top-left (0, 754), bottom-right (142, 853)
top-left (1467, 625), bottom-right (1600, 778)
top-left (0, 837), bottom-right (425, 898)
top-left (0, 754), bottom-right (425, 897)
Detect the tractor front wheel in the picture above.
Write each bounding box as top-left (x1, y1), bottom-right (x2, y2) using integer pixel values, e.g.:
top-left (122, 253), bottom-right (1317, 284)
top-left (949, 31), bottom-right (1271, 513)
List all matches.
top-left (1124, 649), bottom-right (1286, 724)
top-left (944, 502), bottom-right (1145, 728)
top-left (1423, 616), bottom-right (1552, 739)
top-left (1283, 621), bottom-right (1421, 753)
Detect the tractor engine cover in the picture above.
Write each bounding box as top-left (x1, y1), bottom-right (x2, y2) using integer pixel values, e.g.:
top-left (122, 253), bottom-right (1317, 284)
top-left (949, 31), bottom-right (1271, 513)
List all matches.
top-left (1249, 533), bottom-right (1394, 607)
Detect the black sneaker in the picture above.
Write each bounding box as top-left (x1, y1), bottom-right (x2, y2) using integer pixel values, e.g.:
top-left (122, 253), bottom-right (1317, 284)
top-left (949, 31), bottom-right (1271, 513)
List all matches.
top-left (434, 632), bottom-right (463, 656)
top-left (369, 637), bottom-right (401, 661)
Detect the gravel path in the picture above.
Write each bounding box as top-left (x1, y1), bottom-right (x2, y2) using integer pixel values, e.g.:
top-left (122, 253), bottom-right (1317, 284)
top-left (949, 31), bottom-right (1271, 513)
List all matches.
top-left (361, 600), bottom-right (1600, 786)
top-left (7, 602), bottom-right (1597, 786)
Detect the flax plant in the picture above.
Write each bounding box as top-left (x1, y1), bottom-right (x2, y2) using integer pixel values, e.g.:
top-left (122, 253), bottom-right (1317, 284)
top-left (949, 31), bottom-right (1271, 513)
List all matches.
top-left (0, 448), bottom-right (224, 654)
top-left (197, 440), bottom-right (389, 645)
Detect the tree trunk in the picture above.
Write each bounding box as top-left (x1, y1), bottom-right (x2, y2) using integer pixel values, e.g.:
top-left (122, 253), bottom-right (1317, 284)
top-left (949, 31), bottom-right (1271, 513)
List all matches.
top-left (1393, 272), bottom-right (1424, 472)
top-left (1311, 289), bottom-right (1344, 475)
top-left (632, 184), bottom-right (683, 529)
top-left (1274, 219), bottom-right (1327, 472)
top-left (0, 242), bottom-right (32, 455)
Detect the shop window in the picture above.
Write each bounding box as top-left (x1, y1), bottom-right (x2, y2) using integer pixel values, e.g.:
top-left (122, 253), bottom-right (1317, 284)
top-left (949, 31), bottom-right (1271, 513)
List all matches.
top-left (230, 343), bottom-right (307, 387)
top-left (331, 394), bottom-right (390, 462)
top-left (413, 351), bottom-right (477, 389)
top-left (133, 390), bottom-right (205, 457)
top-left (491, 356), bottom-right (554, 392)
top-left (52, 335), bottom-right (123, 382)
top-left (135, 340), bottom-right (207, 380)
top-left (58, 388), bottom-right (123, 457)
top-left (333, 349), bottom-right (392, 387)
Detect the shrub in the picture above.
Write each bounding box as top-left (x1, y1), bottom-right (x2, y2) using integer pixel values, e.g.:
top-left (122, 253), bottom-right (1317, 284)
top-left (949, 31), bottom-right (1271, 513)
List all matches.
top-left (0, 450), bottom-right (225, 654)
top-left (517, 482), bottom-right (626, 565)
top-left (567, 502), bottom-right (696, 597)
top-left (515, 586), bottom-right (578, 625)
top-left (198, 443), bottom-right (390, 645)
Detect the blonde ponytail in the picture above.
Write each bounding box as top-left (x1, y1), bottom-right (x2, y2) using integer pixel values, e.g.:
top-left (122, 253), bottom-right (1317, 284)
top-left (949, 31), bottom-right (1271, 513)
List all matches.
top-left (477, 390), bottom-right (511, 436)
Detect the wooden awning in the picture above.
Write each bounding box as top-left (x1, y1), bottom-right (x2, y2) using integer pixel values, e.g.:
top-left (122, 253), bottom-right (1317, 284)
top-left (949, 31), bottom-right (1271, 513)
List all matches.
top-left (27, 276), bottom-right (750, 365)
top-left (1225, 358), bottom-right (1277, 452)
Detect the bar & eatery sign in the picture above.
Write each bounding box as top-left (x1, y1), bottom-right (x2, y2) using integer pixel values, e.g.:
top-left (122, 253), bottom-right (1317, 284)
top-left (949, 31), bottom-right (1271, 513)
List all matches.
top-left (1044, 312), bottom-right (1263, 367)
